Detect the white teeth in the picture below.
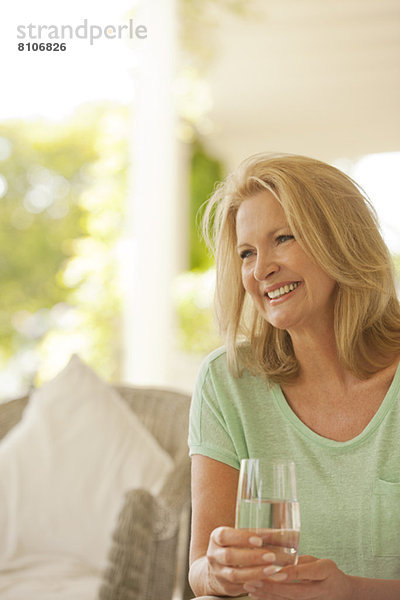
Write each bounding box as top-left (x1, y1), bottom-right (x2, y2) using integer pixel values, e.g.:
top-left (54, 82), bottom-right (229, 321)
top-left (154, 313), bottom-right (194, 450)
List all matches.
top-left (267, 282), bottom-right (299, 299)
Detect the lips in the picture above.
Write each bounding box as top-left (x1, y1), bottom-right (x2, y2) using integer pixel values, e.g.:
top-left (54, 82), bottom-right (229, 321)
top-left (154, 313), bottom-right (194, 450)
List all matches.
top-left (265, 282), bottom-right (300, 300)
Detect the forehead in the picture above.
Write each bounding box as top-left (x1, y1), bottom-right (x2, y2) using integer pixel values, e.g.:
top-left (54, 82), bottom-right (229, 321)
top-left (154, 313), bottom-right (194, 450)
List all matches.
top-left (236, 190), bottom-right (288, 237)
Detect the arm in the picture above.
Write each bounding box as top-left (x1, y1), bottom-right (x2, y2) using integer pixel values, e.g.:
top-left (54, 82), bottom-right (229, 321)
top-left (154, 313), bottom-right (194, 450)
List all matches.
top-left (189, 454), bottom-right (239, 597)
top-left (189, 455), bottom-right (276, 597)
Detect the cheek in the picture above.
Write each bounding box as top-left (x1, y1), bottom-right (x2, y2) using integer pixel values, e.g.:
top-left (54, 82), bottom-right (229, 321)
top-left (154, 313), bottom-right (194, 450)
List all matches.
top-left (241, 265), bottom-right (254, 292)
top-left (307, 267), bottom-right (336, 302)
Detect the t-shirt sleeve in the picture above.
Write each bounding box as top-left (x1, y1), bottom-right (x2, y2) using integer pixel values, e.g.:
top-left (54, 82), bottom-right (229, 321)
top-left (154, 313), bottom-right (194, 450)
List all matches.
top-left (188, 354), bottom-right (240, 470)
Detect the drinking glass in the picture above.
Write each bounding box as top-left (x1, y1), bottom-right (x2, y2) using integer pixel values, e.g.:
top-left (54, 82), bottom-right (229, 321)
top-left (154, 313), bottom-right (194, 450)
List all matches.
top-left (235, 458), bottom-right (300, 568)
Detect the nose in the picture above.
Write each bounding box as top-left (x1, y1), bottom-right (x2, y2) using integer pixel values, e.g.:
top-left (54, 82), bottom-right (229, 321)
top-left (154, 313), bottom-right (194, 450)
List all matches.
top-left (253, 251), bottom-right (279, 282)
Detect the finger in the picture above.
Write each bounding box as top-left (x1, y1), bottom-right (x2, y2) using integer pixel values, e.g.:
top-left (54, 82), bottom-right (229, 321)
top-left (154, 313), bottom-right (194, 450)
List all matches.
top-left (214, 545), bottom-right (277, 567)
top-left (212, 526), bottom-right (265, 548)
top-left (278, 558), bottom-right (336, 583)
top-left (218, 563), bottom-right (280, 585)
top-left (246, 580), bottom-right (320, 600)
top-left (297, 554), bottom-right (318, 565)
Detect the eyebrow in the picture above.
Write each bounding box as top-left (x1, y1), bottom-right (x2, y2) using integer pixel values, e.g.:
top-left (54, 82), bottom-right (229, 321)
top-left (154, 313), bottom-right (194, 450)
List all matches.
top-left (236, 242), bottom-right (250, 251)
top-left (236, 225), bottom-right (291, 250)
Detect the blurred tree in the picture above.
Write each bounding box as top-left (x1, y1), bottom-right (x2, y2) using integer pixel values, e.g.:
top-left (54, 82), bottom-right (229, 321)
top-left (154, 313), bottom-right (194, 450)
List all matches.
top-left (172, 140), bottom-right (224, 356)
top-left (0, 103), bottom-right (128, 393)
top-left (189, 141), bottom-right (223, 270)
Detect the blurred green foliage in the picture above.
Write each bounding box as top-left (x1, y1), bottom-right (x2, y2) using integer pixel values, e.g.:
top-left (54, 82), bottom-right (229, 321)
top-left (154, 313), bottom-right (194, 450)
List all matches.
top-left (174, 141), bottom-right (224, 355)
top-left (174, 268), bottom-right (221, 353)
top-left (189, 141), bottom-right (223, 270)
top-left (0, 103), bottom-right (128, 391)
top-left (0, 100), bottom-right (225, 394)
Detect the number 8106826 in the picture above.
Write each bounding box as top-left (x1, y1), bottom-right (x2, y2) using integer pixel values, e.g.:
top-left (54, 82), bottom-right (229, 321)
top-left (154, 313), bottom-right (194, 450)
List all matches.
top-left (18, 42), bottom-right (67, 51)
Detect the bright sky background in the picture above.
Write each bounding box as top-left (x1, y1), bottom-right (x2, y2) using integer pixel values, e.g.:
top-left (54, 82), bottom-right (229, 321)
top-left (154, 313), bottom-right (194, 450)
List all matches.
top-left (351, 153), bottom-right (400, 255)
top-left (335, 153), bottom-right (400, 255)
top-left (0, 0), bottom-right (140, 120)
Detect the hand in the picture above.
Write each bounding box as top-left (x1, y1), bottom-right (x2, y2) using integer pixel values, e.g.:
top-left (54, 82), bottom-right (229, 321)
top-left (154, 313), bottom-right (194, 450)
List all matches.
top-left (243, 555), bottom-right (354, 600)
top-left (205, 526), bottom-right (279, 597)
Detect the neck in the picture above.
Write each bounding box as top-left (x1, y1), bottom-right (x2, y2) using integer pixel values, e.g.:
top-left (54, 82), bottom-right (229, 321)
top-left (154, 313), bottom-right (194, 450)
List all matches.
top-left (287, 323), bottom-right (352, 386)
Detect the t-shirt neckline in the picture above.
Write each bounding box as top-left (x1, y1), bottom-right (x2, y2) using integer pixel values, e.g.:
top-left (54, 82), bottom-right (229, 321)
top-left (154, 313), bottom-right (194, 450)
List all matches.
top-left (272, 361), bottom-right (400, 450)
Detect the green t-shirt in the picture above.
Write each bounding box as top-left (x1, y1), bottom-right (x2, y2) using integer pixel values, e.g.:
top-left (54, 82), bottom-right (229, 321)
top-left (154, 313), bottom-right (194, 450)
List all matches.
top-left (188, 346), bottom-right (400, 580)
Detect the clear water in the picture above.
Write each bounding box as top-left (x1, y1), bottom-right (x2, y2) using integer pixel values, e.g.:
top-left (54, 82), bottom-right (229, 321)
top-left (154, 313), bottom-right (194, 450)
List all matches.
top-left (236, 498), bottom-right (300, 566)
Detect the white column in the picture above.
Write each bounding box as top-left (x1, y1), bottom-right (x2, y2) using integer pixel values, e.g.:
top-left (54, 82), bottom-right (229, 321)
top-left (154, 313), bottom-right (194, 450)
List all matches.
top-left (122, 0), bottom-right (180, 387)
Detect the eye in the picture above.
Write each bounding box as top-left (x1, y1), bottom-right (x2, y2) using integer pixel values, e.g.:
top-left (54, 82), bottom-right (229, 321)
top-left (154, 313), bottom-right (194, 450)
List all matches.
top-left (239, 249), bottom-right (254, 260)
top-left (276, 234), bottom-right (294, 244)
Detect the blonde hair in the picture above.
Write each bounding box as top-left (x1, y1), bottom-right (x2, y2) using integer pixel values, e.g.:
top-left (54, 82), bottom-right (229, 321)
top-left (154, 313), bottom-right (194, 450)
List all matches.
top-left (202, 153), bottom-right (400, 382)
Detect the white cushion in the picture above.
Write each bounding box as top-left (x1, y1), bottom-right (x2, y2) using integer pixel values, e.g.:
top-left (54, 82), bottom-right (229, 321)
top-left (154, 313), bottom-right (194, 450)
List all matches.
top-left (0, 554), bottom-right (100, 600)
top-left (0, 355), bottom-right (173, 570)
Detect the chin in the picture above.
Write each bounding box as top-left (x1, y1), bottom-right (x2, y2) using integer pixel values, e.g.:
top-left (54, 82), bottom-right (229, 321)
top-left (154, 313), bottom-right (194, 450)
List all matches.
top-left (262, 311), bottom-right (297, 331)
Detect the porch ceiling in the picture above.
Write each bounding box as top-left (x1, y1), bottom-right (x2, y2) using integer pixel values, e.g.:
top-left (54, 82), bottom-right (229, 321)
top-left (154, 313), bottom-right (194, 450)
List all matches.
top-left (204, 0), bottom-right (400, 165)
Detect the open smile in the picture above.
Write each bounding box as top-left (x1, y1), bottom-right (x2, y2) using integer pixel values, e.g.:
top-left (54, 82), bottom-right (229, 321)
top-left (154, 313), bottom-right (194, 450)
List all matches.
top-left (265, 281), bottom-right (301, 300)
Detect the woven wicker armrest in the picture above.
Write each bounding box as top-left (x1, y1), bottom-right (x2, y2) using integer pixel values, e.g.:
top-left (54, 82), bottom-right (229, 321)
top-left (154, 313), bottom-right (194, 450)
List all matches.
top-left (99, 456), bottom-right (191, 600)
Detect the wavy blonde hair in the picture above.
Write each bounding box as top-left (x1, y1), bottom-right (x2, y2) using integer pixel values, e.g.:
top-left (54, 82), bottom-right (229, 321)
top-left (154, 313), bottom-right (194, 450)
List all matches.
top-left (202, 153), bottom-right (400, 382)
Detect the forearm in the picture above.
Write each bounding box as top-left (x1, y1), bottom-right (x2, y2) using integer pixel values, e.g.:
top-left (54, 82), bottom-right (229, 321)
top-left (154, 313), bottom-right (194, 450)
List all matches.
top-left (349, 575), bottom-right (400, 599)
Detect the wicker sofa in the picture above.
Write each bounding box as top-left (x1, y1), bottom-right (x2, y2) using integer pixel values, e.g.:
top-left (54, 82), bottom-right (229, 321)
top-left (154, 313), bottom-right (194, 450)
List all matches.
top-left (0, 385), bottom-right (193, 600)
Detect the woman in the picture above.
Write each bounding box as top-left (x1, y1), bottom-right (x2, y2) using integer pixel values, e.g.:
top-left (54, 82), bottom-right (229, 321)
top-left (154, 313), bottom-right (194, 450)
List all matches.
top-left (188, 153), bottom-right (400, 599)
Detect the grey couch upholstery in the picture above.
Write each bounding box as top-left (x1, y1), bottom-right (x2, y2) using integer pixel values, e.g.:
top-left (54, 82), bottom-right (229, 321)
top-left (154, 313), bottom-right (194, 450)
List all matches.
top-left (0, 385), bottom-right (193, 600)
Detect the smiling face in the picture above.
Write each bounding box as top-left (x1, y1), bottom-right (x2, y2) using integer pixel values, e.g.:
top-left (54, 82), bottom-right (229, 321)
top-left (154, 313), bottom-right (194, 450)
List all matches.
top-left (235, 190), bottom-right (337, 336)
